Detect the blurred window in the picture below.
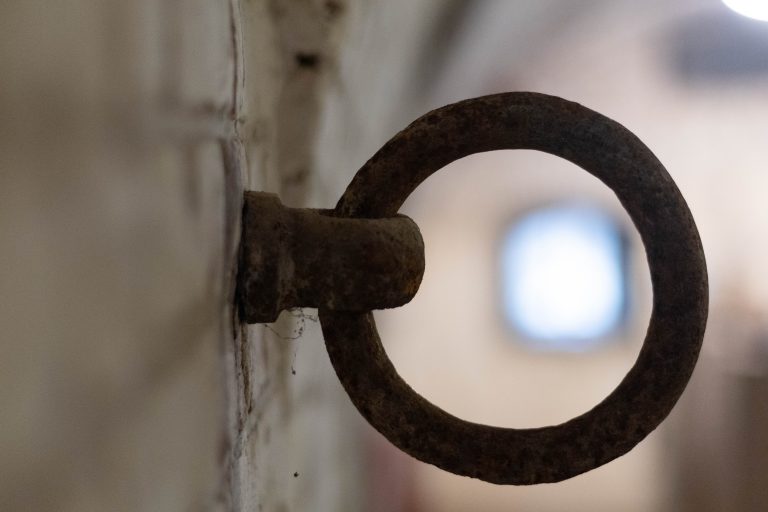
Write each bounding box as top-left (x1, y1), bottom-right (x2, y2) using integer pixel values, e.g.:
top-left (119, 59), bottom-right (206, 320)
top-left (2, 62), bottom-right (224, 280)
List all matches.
top-left (500, 204), bottom-right (627, 351)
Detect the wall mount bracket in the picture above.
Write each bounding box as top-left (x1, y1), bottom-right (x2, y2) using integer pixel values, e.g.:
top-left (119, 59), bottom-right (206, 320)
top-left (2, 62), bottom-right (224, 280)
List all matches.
top-left (238, 191), bottom-right (424, 323)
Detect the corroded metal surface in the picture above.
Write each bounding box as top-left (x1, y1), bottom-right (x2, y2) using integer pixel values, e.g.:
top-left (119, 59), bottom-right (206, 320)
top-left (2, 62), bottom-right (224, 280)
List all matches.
top-left (320, 92), bottom-right (709, 485)
top-left (238, 191), bottom-right (424, 323)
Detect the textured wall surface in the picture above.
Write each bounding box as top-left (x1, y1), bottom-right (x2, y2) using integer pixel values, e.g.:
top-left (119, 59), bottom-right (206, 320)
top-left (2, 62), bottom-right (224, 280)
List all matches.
top-left (0, 1), bottom-right (369, 510)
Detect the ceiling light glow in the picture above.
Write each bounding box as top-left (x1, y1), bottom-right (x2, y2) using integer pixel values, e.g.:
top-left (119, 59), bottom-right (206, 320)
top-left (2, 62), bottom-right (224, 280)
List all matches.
top-left (723, 0), bottom-right (768, 22)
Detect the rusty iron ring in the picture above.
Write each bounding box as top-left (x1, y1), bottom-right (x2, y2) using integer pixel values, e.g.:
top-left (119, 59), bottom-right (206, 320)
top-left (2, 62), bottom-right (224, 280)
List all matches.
top-left (319, 92), bottom-right (708, 485)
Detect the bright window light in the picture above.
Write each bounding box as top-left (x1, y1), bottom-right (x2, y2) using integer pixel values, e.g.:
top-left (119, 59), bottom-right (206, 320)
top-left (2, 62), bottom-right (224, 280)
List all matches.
top-left (500, 205), bottom-right (626, 351)
top-left (723, 0), bottom-right (768, 22)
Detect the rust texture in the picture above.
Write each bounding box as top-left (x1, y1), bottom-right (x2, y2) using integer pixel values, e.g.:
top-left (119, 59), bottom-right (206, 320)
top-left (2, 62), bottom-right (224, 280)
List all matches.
top-left (320, 92), bottom-right (709, 484)
top-left (238, 191), bottom-right (425, 323)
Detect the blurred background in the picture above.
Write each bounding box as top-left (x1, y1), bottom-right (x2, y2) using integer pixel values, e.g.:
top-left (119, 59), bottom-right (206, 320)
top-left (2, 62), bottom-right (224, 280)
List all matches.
top-left (349, 0), bottom-right (768, 510)
top-left (1, 0), bottom-right (766, 511)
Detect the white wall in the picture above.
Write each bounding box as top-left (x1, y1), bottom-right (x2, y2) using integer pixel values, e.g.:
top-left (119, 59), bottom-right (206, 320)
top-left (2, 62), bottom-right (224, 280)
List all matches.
top-left (0, 1), bottom-right (367, 510)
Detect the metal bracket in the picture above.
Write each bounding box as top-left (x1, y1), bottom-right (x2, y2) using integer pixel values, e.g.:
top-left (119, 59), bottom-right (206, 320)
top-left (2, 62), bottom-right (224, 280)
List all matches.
top-left (238, 191), bottom-right (424, 323)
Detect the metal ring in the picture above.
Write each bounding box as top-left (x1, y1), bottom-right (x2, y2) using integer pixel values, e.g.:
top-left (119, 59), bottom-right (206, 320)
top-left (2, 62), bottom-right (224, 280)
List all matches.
top-left (320, 92), bottom-right (708, 485)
